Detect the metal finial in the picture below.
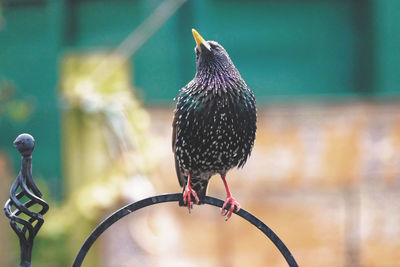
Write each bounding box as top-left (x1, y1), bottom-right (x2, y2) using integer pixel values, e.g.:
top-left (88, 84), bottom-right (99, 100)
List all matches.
top-left (13, 133), bottom-right (35, 157)
top-left (4, 134), bottom-right (49, 267)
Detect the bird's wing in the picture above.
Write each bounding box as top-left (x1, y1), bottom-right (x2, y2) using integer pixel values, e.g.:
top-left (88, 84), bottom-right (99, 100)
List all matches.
top-left (172, 109), bottom-right (186, 188)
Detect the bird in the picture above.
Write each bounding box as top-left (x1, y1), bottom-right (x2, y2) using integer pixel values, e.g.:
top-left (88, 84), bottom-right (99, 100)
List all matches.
top-left (172, 29), bottom-right (257, 220)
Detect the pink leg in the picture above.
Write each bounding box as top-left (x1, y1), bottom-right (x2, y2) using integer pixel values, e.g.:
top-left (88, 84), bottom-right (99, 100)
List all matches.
top-left (183, 173), bottom-right (200, 213)
top-left (221, 175), bottom-right (240, 220)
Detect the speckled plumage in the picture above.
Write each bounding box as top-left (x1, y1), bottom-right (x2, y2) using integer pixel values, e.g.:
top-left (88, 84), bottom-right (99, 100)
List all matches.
top-left (172, 33), bottom-right (257, 212)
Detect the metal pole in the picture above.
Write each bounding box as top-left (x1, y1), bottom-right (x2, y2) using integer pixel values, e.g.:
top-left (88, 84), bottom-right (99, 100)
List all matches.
top-left (4, 134), bottom-right (49, 267)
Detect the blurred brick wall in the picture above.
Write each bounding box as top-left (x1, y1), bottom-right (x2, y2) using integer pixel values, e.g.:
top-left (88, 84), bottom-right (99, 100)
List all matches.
top-left (101, 101), bottom-right (400, 267)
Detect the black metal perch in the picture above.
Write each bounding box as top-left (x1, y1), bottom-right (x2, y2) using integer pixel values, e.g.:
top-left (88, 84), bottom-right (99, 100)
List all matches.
top-left (72, 193), bottom-right (298, 267)
top-left (3, 134), bottom-right (298, 267)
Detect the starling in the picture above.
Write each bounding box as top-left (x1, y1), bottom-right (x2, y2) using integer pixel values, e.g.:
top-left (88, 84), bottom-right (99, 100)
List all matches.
top-left (172, 29), bottom-right (257, 220)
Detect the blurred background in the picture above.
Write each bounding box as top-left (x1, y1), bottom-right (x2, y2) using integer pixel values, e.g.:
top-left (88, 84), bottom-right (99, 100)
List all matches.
top-left (1, 0), bottom-right (400, 266)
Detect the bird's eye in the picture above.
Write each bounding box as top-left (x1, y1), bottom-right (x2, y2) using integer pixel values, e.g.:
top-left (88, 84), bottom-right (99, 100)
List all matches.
top-left (209, 43), bottom-right (219, 50)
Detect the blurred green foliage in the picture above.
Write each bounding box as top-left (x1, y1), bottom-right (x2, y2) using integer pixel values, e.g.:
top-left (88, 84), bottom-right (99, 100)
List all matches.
top-left (0, 79), bottom-right (34, 123)
top-left (25, 53), bottom-right (158, 266)
top-left (33, 197), bottom-right (75, 267)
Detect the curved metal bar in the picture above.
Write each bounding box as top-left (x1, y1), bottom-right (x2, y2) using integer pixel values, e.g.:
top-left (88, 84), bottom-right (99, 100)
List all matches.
top-left (72, 193), bottom-right (298, 267)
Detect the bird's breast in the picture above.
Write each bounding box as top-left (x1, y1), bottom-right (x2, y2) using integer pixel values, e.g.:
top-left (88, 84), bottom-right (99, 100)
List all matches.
top-left (175, 90), bottom-right (256, 174)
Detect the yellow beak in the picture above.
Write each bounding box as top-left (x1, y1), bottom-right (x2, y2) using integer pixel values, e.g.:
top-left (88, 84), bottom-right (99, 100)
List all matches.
top-left (192, 29), bottom-right (211, 51)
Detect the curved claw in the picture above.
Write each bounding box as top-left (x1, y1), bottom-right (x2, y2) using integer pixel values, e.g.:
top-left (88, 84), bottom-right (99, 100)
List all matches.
top-left (221, 196), bottom-right (240, 221)
top-left (183, 185), bottom-right (199, 213)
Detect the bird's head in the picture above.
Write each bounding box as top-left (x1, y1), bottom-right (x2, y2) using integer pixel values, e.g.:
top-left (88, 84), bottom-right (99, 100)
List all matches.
top-left (192, 29), bottom-right (237, 77)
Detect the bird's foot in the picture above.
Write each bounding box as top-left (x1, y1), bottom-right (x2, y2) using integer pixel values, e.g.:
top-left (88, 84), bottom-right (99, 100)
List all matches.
top-left (183, 185), bottom-right (200, 213)
top-left (221, 196), bottom-right (240, 221)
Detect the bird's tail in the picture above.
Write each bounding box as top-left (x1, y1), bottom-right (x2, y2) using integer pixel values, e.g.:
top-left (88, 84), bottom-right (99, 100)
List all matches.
top-left (179, 175), bottom-right (210, 206)
top-left (191, 178), bottom-right (210, 202)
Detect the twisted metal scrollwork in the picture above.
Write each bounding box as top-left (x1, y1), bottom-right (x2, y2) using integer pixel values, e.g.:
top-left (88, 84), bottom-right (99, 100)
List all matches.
top-left (4, 134), bottom-right (49, 267)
